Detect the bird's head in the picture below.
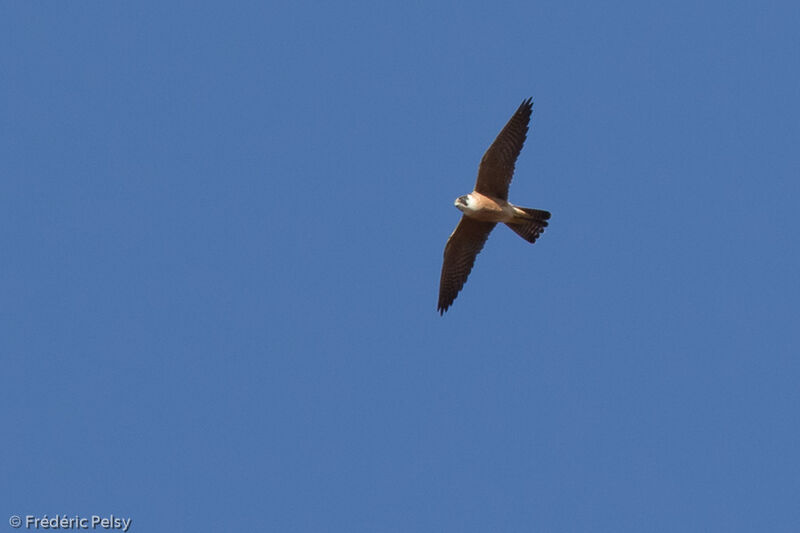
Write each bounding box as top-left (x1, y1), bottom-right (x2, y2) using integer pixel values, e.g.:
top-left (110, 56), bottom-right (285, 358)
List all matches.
top-left (454, 194), bottom-right (471, 212)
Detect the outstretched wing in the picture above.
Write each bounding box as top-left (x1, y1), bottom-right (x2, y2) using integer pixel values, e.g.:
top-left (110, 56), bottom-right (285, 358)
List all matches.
top-left (438, 216), bottom-right (496, 314)
top-left (474, 98), bottom-right (533, 200)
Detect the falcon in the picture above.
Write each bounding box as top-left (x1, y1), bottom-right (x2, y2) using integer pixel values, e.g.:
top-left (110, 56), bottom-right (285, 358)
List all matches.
top-left (438, 98), bottom-right (551, 315)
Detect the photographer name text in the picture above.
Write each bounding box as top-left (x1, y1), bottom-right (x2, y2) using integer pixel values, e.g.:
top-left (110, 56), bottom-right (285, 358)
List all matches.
top-left (9, 515), bottom-right (131, 532)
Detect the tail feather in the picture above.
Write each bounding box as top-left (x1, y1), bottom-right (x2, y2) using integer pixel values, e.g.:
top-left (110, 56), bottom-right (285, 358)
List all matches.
top-left (506, 207), bottom-right (550, 243)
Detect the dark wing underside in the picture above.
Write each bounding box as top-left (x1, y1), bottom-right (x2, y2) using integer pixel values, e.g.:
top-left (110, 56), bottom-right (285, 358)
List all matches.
top-left (438, 216), bottom-right (496, 314)
top-left (474, 98), bottom-right (533, 200)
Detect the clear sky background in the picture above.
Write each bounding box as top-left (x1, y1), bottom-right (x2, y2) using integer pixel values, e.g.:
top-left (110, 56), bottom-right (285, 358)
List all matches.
top-left (2, 1), bottom-right (799, 532)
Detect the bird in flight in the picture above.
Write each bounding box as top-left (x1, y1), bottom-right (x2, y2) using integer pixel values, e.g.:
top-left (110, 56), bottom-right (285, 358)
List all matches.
top-left (438, 98), bottom-right (551, 315)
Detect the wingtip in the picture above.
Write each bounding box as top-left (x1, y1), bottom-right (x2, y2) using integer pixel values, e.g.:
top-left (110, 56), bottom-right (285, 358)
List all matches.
top-left (517, 97), bottom-right (533, 116)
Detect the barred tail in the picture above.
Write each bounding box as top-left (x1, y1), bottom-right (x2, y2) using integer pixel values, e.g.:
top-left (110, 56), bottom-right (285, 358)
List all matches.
top-left (505, 207), bottom-right (550, 243)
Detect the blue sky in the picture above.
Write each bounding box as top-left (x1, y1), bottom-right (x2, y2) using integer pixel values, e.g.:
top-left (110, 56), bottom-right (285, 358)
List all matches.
top-left (2, 1), bottom-right (799, 531)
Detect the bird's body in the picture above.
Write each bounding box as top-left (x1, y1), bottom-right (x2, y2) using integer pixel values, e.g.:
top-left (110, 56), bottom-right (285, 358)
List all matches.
top-left (455, 191), bottom-right (532, 223)
top-left (438, 98), bottom-right (551, 315)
